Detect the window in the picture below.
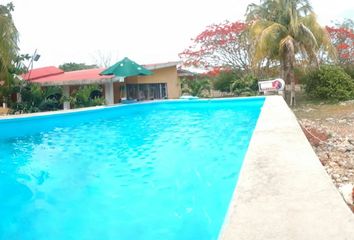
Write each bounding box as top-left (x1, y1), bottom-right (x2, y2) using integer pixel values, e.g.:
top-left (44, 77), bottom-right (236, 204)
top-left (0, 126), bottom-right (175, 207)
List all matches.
top-left (126, 83), bottom-right (167, 100)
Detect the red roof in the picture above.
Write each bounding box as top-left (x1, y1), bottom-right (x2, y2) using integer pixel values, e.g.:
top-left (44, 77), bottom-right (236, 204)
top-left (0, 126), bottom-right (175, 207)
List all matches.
top-left (22, 66), bottom-right (64, 80)
top-left (22, 61), bottom-right (179, 86)
top-left (23, 67), bottom-right (114, 86)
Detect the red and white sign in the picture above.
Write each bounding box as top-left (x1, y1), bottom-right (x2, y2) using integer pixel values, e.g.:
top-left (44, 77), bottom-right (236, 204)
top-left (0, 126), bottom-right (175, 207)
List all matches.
top-left (258, 78), bottom-right (285, 92)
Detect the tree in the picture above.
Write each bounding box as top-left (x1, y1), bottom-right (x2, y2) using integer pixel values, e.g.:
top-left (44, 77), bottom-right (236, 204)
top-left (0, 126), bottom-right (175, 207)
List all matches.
top-left (179, 21), bottom-right (252, 73)
top-left (326, 20), bottom-right (354, 65)
top-left (0, 2), bottom-right (19, 105)
top-left (246, 0), bottom-right (334, 106)
top-left (92, 50), bottom-right (118, 68)
top-left (59, 62), bottom-right (98, 72)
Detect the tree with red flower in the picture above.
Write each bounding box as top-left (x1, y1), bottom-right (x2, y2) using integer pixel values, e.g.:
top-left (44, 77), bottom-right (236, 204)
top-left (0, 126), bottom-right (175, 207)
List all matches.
top-left (179, 21), bottom-right (252, 73)
top-left (326, 19), bottom-right (354, 65)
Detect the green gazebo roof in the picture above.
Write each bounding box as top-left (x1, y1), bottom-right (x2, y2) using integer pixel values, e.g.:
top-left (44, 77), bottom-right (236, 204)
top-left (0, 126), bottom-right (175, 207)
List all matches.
top-left (100, 57), bottom-right (153, 78)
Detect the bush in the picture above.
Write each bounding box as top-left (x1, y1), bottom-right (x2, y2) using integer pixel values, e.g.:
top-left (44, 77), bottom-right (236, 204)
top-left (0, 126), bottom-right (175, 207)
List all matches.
top-left (180, 77), bottom-right (211, 97)
top-left (294, 66), bottom-right (307, 84)
top-left (304, 65), bottom-right (354, 101)
top-left (71, 85), bottom-right (105, 108)
top-left (10, 84), bottom-right (62, 113)
top-left (342, 65), bottom-right (354, 79)
top-left (231, 74), bottom-right (259, 96)
top-left (213, 71), bottom-right (240, 92)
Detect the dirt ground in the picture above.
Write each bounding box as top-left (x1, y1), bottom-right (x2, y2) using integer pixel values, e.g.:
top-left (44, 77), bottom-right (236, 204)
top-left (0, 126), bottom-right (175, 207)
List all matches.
top-left (293, 99), bottom-right (354, 212)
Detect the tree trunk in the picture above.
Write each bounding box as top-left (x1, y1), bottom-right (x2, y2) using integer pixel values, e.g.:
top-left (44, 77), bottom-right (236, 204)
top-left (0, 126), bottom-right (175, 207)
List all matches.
top-left (282, 39), bottom-right (296, 107)
top-left (280, 60), bottom-right (287, 101)
top-left (289, 69), bottom-right (295, 107)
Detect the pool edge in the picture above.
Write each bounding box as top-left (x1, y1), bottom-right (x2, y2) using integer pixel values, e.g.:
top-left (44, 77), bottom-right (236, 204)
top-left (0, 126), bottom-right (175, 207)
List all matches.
top-left (0, 96), bottom-right (265, 121)
top-left (219, 96), bottom-right (354, 240)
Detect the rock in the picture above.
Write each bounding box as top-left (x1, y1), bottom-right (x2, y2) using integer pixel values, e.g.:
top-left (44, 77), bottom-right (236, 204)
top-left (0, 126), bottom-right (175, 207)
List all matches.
top-left (337, 146), bottom-right (347, 153)
top-left (347, 161), bottom-right (354, 169)
top-left (345, 145), bottom-right (354, 152)
top-left (338, 119), bottom-right (347, 124)
top-left (339, 183), bottom-right (354, 205)
top-left (304, 108), bottom-right (314, 113)
top-left (332, 173), bottom-right (340, 180)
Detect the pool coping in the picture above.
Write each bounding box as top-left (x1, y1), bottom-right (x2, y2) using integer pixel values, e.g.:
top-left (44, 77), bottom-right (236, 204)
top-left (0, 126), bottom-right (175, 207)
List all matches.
top-left (219, 96), bottom-right (354, 240)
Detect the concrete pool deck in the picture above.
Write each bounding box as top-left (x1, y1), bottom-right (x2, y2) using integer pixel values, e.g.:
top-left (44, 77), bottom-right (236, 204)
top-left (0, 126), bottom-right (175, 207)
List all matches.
top-left (220, 96), bottom-right (354, 240)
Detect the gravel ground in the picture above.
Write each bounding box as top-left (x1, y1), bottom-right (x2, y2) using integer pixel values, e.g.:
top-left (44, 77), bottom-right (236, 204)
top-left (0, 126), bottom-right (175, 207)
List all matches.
top-left (294, 100), bottom-right (354, 212)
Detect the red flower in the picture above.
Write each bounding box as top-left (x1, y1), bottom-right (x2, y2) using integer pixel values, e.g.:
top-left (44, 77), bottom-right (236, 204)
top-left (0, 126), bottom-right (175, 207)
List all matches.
top-left (337, 43), bottom-right (349, 49)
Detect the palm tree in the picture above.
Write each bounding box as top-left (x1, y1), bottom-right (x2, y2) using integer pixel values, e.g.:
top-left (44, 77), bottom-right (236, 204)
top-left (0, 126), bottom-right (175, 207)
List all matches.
top-left (0, 3), bottom-right (19, 105)
top-left (246, 0), bottom-right (334, 106)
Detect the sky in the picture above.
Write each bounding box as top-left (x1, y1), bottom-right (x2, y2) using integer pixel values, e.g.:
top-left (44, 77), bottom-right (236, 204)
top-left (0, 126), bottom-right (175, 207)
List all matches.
top-left (8, 0), bottom-right (354, 68)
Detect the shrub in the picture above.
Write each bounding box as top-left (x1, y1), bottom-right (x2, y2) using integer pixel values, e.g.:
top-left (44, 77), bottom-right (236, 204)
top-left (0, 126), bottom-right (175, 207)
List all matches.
top-left (342, 65), bottom-right (354, 79)
top-left (70, 85), bottom-right (105, 108)
top-left (231, 74), bottom-right (259, 96)
top-left (180, 77), bottom-right (211, 97)
top-left (304, 65), bottom-right (354, 101)
top-left (213, 71), bottom-right (240, 92)
top-left (294, 66), bottom-right (307, 84)
top-left (10, 84), bottom-right (62, 113)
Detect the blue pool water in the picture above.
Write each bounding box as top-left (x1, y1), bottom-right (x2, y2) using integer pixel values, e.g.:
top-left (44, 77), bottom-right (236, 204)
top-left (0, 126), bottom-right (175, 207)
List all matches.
top-left (0, 97), bottom-right (264, 240)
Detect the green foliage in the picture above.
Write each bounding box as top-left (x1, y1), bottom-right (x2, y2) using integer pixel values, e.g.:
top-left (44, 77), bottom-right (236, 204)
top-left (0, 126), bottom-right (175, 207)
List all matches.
top-left (342, 65), bottom-right (354, 79)
top-left (59, 62), bottom-right (98, 72)
top-left (294, 66), bottom-right (308, 84)
top-left (247, 0), bottom-right (331, 65)
top-left (0, 2), bottom-right (19, 105)
top-left (11, 84), bottom-right (105, 112)
top-left (0, 2), bottom-right (18, 75)
top-left (11, 84), bottom-right (62, 113)
top-left (304, 65), bottom-right (354, 101)
top-left (246, 0), bottom-right (334, 106)
top-left (180, 77), bottom-right (211, 97)
top-left (70, 85), bottom-right (105, 108)
top-left (213, 71), bottom-right (240, 92)
top-left (231, 74), bottom-right (259, 96)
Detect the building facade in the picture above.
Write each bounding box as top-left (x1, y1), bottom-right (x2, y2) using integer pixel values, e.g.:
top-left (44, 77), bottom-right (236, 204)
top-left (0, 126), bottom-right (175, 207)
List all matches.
top-left (23, 61), bottom-right (181, 109)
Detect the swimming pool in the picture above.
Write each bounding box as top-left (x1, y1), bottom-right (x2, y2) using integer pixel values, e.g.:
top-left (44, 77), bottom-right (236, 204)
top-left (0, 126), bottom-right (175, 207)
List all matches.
top-left (0, 97), bottom-right (264, 239)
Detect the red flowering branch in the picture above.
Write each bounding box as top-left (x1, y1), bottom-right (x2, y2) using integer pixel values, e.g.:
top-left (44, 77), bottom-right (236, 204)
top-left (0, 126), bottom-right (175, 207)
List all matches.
top-left (179, 21), bottom-right (252, 73)
top-left (201, 66), bottom-right (233, 77)
top-left (325, 26), bottom-right (354, 65)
